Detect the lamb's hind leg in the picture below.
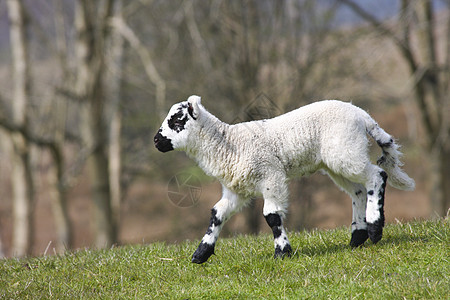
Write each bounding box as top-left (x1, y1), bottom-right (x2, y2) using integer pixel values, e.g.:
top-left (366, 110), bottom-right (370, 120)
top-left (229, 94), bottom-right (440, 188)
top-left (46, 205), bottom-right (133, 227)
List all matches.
top-left (262, 180), bottom-right (292, 258)
top-left (350, 185), bottom-right (369, 247)
top-left (192, 185), bottom-right (245, 264)
top-left (365, 166), bottom-right (388, 244)
top-left (326, 171), bottom-right (369, 247)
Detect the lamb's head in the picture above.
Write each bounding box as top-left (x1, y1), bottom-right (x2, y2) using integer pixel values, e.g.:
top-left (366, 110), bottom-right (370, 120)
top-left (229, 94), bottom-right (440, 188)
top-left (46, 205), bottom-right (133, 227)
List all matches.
top-left (154, 95), bottom-right (201, 152)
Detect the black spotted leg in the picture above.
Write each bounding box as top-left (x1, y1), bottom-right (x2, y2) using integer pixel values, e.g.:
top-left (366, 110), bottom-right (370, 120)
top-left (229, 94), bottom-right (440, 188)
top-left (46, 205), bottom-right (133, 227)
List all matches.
top-left (191, 186), bottom-right (245, 264)
top-left (264, 213), bottom-right (292, 258)
top-left (366, 168), bottom-right (388, 244)
top-left (262, 177), bottom-right (292, 258)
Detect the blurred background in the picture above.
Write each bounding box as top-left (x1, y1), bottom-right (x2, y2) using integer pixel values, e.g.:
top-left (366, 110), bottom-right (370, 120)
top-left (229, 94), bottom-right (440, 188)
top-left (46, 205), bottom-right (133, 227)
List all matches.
top-left (0, 0), bottom-right (448, 258)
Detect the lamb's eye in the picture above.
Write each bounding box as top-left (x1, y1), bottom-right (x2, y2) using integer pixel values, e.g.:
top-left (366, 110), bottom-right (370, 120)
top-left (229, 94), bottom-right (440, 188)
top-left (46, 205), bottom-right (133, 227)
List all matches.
top-left (168, 112), bottom-right (188, 132)
top-left (174, 120), bottom-right (183, 128)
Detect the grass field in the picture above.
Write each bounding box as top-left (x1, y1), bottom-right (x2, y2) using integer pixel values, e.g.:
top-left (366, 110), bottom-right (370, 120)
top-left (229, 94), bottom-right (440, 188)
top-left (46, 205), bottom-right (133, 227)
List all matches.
top-left (1, 219), bottom-right (448, 299)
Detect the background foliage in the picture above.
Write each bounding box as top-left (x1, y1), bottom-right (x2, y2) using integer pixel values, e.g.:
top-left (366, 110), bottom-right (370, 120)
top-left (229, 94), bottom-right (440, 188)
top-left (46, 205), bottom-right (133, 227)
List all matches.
top-left (0, 0), bottom-right (448, 257)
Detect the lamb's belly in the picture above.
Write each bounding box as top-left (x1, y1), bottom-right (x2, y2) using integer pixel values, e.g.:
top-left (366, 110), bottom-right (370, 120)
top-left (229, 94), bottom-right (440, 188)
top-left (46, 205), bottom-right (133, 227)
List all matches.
top-left (286, 164), bottom-right (321, 178)
top-left (273, 129), bottom-right (321, 177)
top-left (219, 168), bottom-right (260, 198)
top-left (283, 152), bottom-right (322, 178)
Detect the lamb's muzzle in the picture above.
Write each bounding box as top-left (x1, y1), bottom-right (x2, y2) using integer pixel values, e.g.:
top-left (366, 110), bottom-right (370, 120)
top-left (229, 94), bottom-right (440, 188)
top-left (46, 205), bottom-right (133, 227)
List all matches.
top-left (154, 129), bottom-right (174, 152)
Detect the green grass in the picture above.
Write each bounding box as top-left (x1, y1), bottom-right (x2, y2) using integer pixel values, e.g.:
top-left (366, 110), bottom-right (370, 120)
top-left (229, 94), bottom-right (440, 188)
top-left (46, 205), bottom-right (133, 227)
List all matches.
top-left (1, 219), bottom-right (448, 299)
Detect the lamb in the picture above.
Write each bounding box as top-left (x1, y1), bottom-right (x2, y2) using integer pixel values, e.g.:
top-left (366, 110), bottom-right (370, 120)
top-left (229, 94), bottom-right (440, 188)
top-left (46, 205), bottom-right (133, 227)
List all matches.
top-left (154, 95), bottom-right (415, 264)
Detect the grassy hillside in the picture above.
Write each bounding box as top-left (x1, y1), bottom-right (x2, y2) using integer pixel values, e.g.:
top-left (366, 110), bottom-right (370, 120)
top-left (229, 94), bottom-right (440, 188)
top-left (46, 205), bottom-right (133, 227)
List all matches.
top-left (1, 219), bottom-right (448, 299)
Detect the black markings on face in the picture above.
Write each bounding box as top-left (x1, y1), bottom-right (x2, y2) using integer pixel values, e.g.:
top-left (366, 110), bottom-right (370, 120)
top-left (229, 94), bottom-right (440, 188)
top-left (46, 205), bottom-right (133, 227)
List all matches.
top-left (355, 190), bottom-right (362, 196)
top-left (168, 107), bottom-right (189, 133)
top-left (368, 190), bottom-right (374, 196)
top-left (153, 129), bottom-right (174, 152)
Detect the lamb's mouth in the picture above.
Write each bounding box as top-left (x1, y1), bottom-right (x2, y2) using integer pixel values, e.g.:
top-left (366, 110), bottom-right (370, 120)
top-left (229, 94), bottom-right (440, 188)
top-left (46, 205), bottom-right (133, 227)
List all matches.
top-left (154, 131), bottom-right (174, 152)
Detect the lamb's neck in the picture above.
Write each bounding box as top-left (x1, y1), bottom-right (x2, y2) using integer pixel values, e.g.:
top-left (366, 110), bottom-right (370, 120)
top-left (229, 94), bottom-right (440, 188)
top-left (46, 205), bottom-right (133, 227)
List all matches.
top-left (187, 112), bottom-right (234, 178)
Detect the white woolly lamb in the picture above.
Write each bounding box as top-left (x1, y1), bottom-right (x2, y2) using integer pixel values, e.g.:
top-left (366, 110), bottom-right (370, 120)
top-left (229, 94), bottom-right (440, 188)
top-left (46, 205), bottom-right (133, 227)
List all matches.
top-left (154, 95), bottom-right (415, 264)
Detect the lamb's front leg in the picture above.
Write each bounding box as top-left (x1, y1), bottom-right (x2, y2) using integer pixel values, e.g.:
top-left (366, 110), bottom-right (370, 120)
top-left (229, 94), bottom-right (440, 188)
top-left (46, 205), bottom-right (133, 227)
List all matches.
top-left (264, 212), bottom-right (292, 258)
top-left (192, 186), bottom-right (244, 264)
top-left (263, 180), bottom-right (292, 258)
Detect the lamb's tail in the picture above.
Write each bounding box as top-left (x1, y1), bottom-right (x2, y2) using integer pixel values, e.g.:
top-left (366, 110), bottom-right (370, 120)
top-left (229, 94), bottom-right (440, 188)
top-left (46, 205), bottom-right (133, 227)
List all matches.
top-left (365, 117), bottom-right (415, 191)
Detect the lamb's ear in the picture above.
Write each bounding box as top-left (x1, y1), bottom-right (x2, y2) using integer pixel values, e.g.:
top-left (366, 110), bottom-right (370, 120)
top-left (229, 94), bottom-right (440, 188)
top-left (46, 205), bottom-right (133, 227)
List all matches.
top-left (187, 95), bottom-right (201, 120)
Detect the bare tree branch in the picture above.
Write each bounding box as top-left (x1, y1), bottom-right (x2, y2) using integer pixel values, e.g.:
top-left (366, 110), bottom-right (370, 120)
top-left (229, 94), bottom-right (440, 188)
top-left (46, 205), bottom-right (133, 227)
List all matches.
top-left (339, 0), bottom-right (419, 73)
top-left (110, 16), bottom-right (166, 117)
top-left (184, 1), bottom-right (212, 71)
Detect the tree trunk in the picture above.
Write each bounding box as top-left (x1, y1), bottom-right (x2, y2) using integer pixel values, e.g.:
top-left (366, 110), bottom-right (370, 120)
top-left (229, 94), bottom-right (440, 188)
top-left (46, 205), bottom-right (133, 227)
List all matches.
top-left (88, 147), bottom-right (115, 248)
top-left (443, 148), bottom-right (450, 217)
top-left (0, 231), bottom-right (4, 258)
top-left (414, 0), bottom-right (448, 217)
top-left (108, 106), bottom-right (122, 241)
top-left (48, 146), bottom-right (72, 252)
top-left (75, 0), bottom-right (117, 248)
top-left (40, 0), bottom-right (74, 254)
top-left (106, 0), bottom-right (124, 242)
top-left (429, 146), bottom-right (450, 218)
top-left (7, 0), bottom-right (34, 257)
top-left (10, 132), bottom-right (34, 256)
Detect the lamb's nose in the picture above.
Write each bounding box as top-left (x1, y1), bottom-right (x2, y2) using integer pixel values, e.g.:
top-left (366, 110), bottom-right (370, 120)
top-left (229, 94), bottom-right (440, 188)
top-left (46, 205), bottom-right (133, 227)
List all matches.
top-left (154, 129), bottom-right (163, 144)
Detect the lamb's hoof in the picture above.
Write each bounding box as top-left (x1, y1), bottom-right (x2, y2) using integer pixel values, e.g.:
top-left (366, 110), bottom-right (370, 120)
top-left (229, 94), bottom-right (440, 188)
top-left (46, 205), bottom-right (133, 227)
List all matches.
top-left (350, 229), bottom-right (369, 247)
top-left (274, 244), bottom-right (292, 259)
top-left (191, 242), bottom-right (215, 264)
top-left (368, 222), bottom-right (383, 244)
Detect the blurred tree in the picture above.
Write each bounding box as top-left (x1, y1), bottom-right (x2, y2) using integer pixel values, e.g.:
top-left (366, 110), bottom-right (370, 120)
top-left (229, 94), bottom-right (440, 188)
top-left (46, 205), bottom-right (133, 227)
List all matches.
top-left (74, 0), bottom-right (118, 248)
top-left (44, 0), bottom-right (125, 251)
top-left (105, 0), bottom-right (124, 244)
top-left (5, 0), bottom-right (34, 257)
top-left (45, 0), bottom-right (73, 254)
top-left (1, 0), bottom-right (75, 254)
top-left (340, 0), bottom-right (450, 217)
top-left (1, 0), bottom-right (126, 253)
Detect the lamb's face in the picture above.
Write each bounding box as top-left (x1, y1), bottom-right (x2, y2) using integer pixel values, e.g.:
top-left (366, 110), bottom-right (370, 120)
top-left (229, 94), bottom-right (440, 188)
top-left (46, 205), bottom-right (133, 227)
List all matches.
top-left (154, 96), bottom-right (201, 152)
